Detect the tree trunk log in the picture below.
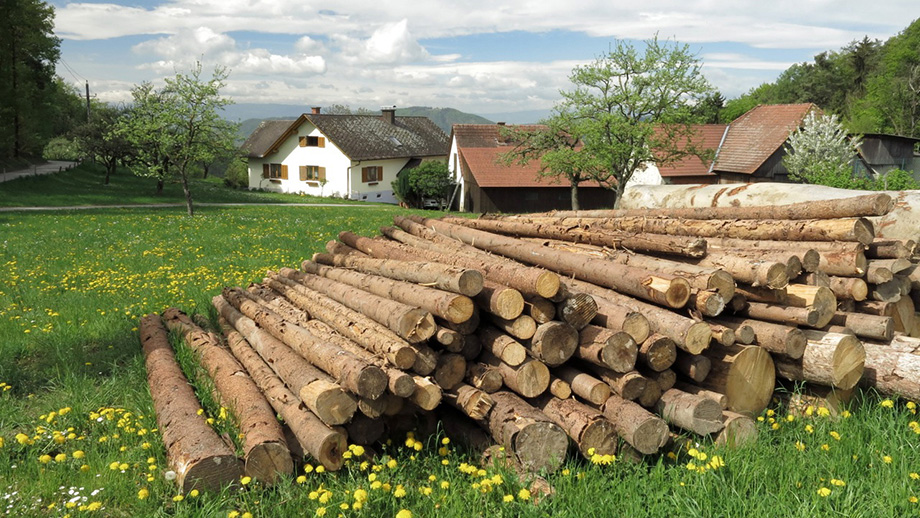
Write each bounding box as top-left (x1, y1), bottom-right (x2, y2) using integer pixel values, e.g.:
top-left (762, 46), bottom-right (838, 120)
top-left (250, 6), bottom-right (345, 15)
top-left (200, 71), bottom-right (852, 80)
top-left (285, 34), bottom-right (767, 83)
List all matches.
top-left (737, 301), bottom-right (826, 329)
top-left (139, 314), bottom-right (243, 492)
top-left (715, 411), bottom-right (758, 447)
top-left (532, 395), bottom-right (618, 458)
top-left (549, 377), bottom-right (572, 399)
top-left (482, 391), bottom-right (569, 472)
top-left (444, 383), bottom-right (494, 420)
top-left (826, 312), bottom-right (894, 342)
top-left (654, 388), bottom-right (724, 435)
top-left (600, 395), bottom-right (669, 455)
top-left (527, 321), bottom-right (579, 367)
top-left (477, 325), bottom-right (527, 366)
top-left (698, 344), bottom-right (775, 416)
top-left (673, 381), bottom-right (728, 409)
top-left (576, 325), bottom-right (638, 373)
top-left (487, 313), bottom-right (536, 340)
top-left (474, 280), bottom-right (525, 320)
top-left (525, 296), bottom-right (557, 323)
top-left (218, 318), bottom-right (346, 471)
top-left (638, 333), bottom-right (677, 372)
top-left (773, 330), bottom-right (865, 390)
top-left (434, 326), bottom-right (465, 352)
top-left (466, 362), bottom-right (504, 393)
top-left (584, 365), bottom-right (647, 401)
top-left (480, 350), bottom-right (550, 398)
top-left (408, 376), bottom-right (443, 411)
top-left (828, 276), bottom-right (868, 301)
top-left (674, 353), bottom-right (711, 383)
top-left (708, 323), bottom-right (736, 346)
top-left (433, 353), bottom-right (467, 391)
top-left (311, 252), bottom-right (483, 296)
top-left (556, 292), bottom-right (599, 330)
top-left (552, 365), bottom-right (611, 405)
top-left (588, 293), bottom-right (651, 344)
top-left (161, 309), bottom-right (292, 485)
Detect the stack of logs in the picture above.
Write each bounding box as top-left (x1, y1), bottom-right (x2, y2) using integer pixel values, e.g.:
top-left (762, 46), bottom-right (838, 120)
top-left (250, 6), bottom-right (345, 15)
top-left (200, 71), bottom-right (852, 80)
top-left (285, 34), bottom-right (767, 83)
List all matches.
top-left (140, 192), bottom-right (920, 491)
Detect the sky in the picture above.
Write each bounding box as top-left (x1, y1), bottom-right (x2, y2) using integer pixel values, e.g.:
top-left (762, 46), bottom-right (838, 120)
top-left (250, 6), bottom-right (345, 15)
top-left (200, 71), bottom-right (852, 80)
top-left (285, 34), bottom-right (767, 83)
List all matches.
top-left (50, 0), bottom-right (917, 118)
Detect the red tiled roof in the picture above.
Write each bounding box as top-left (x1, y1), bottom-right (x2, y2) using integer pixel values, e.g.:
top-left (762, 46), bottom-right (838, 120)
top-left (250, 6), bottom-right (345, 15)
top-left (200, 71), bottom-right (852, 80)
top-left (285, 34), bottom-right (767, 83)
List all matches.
top-left (657, 124), bottom-right (728, 178)
top-left (714, 103), bottom-right (818, 174)
top-left (451, 124), bottom-right (546, 149)
top-left (460, 146), bottom-right (605, 188)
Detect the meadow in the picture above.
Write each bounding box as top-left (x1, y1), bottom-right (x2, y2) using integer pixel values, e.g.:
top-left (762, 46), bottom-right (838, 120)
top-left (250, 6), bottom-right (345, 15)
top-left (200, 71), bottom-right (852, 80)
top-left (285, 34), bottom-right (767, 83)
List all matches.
top-left (1, 169), bottom-right (919, 517)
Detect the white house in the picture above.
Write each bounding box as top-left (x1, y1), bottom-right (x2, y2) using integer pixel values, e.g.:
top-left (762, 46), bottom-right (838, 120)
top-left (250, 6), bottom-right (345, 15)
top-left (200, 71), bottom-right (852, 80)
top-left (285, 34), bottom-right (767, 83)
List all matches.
top-left (243, 107), bottom-right (449, 203)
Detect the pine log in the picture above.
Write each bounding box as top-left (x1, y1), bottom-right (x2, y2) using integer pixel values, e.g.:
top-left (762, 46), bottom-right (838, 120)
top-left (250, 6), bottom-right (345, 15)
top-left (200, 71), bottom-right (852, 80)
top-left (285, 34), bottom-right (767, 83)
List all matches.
top-left (736, 284), bottom-right (837, 329)
top-left (711, 316), bottom-right (806, 359)
top-left (480, 350), bottom-right (550, 398)
top-left (737, 301), bottom-right (826, 328)
top-left (356, 395), bottom-right (388, 419)
top-left (704, 237), bottom-right (868, 276)
top-left (477, 325), bottom-right (527, 366)
top-left (638, 333), bottom-right (677, 372)
top-left (690, 290), bottom-right (727, 317)
top-left (549, 377), bottom-right (572, 399)
top-left (698, 344), bottom-right (775, 415)
top-left (444, 383), bottom-right (494, 420)
top-left (647, 368), bottom-right (677, 392)
top-left (262, 275), bottom-right (417, 370)
top-left (869, 278), bottom-right (904, 302)
top-left (161, 309), bottom-right (292, 485)
top-left (601, 395), bottom-right (669, 455)
top-left (412, 216), bottom-right (692, 308)
top-left (798, 271), bottom-right (831, 288)
top-left (311, 252), bottom-right (483, 296)
top-left (212, 296), bottom-right (359, 425)
top-left (674, 353), bottom-right (711, 383)
top-left (556, 293), bottom-right (599, 330)
top-left (219, 290), bottom-right (387, 399)
top-left (775, 383), bottom-right (855, 418)
top-left (566, 279), bottom-right (710, 354)
top-left (877, 335), bottom-right (920, 354)
top-left (773, 330), bottom-right (866, 390)
top-left (540, 193), bottom-right (893, 220)
top-left (433, 353), bottom-right (467, 390)
top-left (301, 260), bottom-right (474, 324)
top-left (589, 294), bottom-right (651, 344)
top-left (552, 365), bottom-right (611, 405)
top-left (860, 343), bottom-right (920, 401)
top-left (466, 362), bottom-right (504, 393)
top-left (576, 325), bottom-right (638, 373)
top-left (434, 327), bottom-right (465, 352)
top-left (487, 313), bottom-right (537, 340)
top-left (585, 365), bottom-right (647, 401)
top-left (280, 268), bottom-right (436, 343)
top-left (715, 411), bottom-right (758, 447)
top-left (139, 315), bottom-right (243, 492)
top-left (437, 406), bottom-right (495, 455)
top-left (447, 216), bottom-right (708, 257)
top-left (673, 381), bottom-right (728, 409)
top-left (655, 389), bottom-right (724, 435)
top-left (476, 280), bottom-right (525, 320)
top-left (483, 391), bottom-right (569, 472)
top-left (527, 321), bottom-right (579, 367)
top-left (532, 395), bottom-right (618, 458)
top-left (866, 264), bottom-right (894, 284)
top-left (637, 374), bottom-right (663, 408)
top-left (828, 276), bottom-right (868, 301)
top-left (708, 323), bottom-right (736, 346)
top-left (868, 239), bottom-right (912, 259)
top-left (687, 250), bottom-right (788, 289)
top-left (525, 296), bottom-right (557, 323)
top-left (408, 376), bottom-right (443, 411)
top-left (246, 284), bottom-right (312, 326)
top-left (441, 306), bottom-right (481, 335)
top-left (219, 318), bottom-right (346, 471)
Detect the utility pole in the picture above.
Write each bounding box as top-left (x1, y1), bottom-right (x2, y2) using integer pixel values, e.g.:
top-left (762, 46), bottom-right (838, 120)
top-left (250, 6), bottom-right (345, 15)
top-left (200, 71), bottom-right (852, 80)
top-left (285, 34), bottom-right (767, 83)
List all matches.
top-left (85, 81), bottom-right (91, 121)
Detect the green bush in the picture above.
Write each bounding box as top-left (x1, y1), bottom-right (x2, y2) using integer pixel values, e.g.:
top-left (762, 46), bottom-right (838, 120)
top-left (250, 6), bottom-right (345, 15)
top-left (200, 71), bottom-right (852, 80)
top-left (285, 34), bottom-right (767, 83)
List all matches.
top-left (223, 159), bottom-right (250, 189)
top-left (866, 168), bottom-right (920, 190)
top-left (42, 136), bottom-right (82, 161)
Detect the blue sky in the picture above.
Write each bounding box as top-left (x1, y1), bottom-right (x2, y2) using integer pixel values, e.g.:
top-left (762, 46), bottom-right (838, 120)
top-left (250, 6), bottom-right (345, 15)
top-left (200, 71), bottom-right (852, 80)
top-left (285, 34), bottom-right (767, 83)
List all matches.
top-left (49, 0), bottom-right (917, 117)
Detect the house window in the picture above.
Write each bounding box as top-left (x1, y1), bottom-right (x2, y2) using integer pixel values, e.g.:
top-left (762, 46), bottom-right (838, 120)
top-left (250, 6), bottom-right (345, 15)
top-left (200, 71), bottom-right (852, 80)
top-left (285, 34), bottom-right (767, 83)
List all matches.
top-left (299, 136), bottom-right (325, 147)
top-left (361, 166), bottom-right (382, 183)
top-left (262, 163), bottom-right (288, 180)
top-left (300, 165), bottom-right (326, 182)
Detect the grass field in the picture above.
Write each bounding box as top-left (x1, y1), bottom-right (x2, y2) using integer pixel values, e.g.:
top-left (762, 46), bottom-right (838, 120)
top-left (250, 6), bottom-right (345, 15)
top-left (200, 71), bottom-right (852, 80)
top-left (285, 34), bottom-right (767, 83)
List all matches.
top-left (1, 176), bottom-right (919, 517)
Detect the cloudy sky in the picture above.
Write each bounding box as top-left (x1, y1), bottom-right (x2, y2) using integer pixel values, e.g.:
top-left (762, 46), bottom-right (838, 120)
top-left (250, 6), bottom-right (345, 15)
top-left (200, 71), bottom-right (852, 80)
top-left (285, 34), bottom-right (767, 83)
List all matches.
top-left (50, 0), bottom-right (914, 117)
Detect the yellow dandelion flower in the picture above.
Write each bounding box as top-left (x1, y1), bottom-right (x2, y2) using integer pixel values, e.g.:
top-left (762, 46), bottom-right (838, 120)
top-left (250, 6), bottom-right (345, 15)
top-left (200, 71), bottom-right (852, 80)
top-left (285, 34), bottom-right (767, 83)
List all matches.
top-left (841, 410), bottom-right (852, 418)
top-left (86, 502), bottom-right (102, 511)
top-left (829, 431), bottom-right (841, 441)
top-left (786, 414), bottom-right (795, 422)
top-left (173, 495), bottom-right (184, 502)
top-left (353, 489), bottom-right (368, 503)
top-left (518, 488), bottom-right (531, 500)
top-left (189, 489), bottom-right (199, 498)
top-left (340, 503), bottom-right (349, 510)
top-left (884, 455), bottom-right (893, 464)
top-left (817, 407), bottom-right (830, 417)
top-left (315, 507), bottom-right (326, 516)
top-left (908, 401), bottom-right (917, 410)
top-left (352, 445), bottom-right (365, 456)
top-left (39, 454), bottom-right (52, 464)
top-left (911, 472), bottom-right (920, 480)
top-left (315, 465), bottom-right (325, 473)
top-left (821, 444), bottom-right (830, 451)
top-left (80, 464), bottom-right (90, 472)
top-left (318, 492), bottom-right (331, 504)
top-left (766, 409), bottom-right (775, 417)
top-left (73, 450), bottom-right (85, 459)
top-left (562, 469), bottom-right (571, 476)
top-left (394, 485), bottom-right (407, 498)
top-left (881, 399), bottom-right (895, 408)
top-left (118, 463), bottom-right (128, 470)
top-left (137, 488), bottom-right (149, 500)
top-left (304, 464), bottom-right (314, 473)
top-left (228, 512), bottom-right (240, 518)
top-left (442, 437), bottom-right (450, 445)
top-left (242, 513), bottom-right (253, 518)
top-left (296, 476), bottom-right (307, 484)
top-left (830, 479), bottom-right (846, 487)
top-left (413, 442), bottom-right (422, 452)
top-left (817, 487), bottom-right (831, 497)
top-left (240, 476), bottom-right (252, 485)
top-left (54, 453), bottom-right (67, 462)
top-left (795, 441), bottom-right (806, 452)
top-left (387, 459), bottom-right (398, 469)
top-left (395, 510), bottom-right (412, 518)
top-left (805, 424), bottom-right (815, 434)
top-left (370, 481), bottom-right (382, 490)
top-left (503, 494), bottom-right (514, 502)
top-left (709, 456), bottom-right (725, 469)
top-left (441, 481), bottom-right (450, 489)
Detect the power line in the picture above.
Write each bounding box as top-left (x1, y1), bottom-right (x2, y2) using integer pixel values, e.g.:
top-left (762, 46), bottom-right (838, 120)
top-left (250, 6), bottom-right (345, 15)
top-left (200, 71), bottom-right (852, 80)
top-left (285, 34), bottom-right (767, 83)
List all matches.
top-left (58, 57), bottom-right (86, 83)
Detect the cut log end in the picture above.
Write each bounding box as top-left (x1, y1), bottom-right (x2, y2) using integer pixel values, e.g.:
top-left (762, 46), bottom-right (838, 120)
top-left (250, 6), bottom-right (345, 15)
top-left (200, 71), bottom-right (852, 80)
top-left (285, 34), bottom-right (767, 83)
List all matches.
top-left (578, 419), bottom-right (618, 458)
top-left (663, 278), bottom-right (692, 309)
top-left (724, 346), bottom-right (775, 416)
top-left (410, 377), bottom-right (443, 411)
top-left (602, 332), bottom-right (639, 373)
top-left (536, 271), bottom-right (562, 299)
top-left (854, 217), bottom-right (875, 245)
top-left (181, 455), bottom-right (244, 493)
top-left (244, 442), bottom-right (294, 486)
top-left (715, 412), bottom-right (758, 447)
top-left (493, 289), bottom-right (525, 320)
top-left (401, 309), bottom-right (437, 343)
top-left (801, 249), bottom-right (821, 273)
top-left (356, 367), bottom-right (389, 400)
top-left (683, 322), bottom-right (713, 355)
top-left (631, 416), bottom-right (670, 455)
top-left (694, 291), bottom-right (726, 318)
top-left (458, 270), bottom-right (485, 297)
top-left (784, 328), bottom-right (808, 360)
top-left (623, 313), bottom-right (651, 344)
top-left (516, 360), bottom-right (551, 398)
top-left (315, 431), bottom-right (348, 471)
top-left (391, 347), bottom-right (418, 371)
top-left (301, 382), bottom-right (358, 426)
top-left (446, 296), bottom-right (476, 324)
top-left (833, 338), bottom-right (867, 391)
top-left (514, 421), bottom-right (569, 473)
top-left (707, 270), bottom-right (737, 299)
top-left (760, 262), bottom-right (789, 289)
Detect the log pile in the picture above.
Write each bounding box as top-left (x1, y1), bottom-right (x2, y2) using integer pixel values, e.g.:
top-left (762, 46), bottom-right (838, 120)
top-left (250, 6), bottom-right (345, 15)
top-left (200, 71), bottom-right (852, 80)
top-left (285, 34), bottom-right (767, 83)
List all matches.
top-left (140, 192), bottom-right (920, 487)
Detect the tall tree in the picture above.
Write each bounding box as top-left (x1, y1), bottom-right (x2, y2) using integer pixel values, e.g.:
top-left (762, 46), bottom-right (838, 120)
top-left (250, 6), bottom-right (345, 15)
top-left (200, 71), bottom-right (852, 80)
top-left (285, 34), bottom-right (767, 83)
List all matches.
top-left (558, 36), bottom-right (714, 206)
top-left (0, 0), bottom-right (62, 159)
top-left (74, 102), bottom-right (133, 184)
top-left (783, 111), bottom-right (862, 188)
top-left (120, 64), bottom-right (238, 215)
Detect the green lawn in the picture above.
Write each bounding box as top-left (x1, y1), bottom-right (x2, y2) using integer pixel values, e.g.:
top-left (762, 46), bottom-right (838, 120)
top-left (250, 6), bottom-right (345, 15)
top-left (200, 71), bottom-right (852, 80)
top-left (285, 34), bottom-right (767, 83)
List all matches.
top-left (0, 163), bottom-right (365, 207)
top-left (0, 200), bottom-right (919, 517)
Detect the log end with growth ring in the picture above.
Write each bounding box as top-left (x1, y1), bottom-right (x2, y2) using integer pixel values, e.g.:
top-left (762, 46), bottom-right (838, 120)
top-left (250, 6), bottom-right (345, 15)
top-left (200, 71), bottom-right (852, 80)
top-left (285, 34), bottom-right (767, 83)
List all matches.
top-left (356, 367), bottom-right (389, 401)
top-left (457, 269), bottom-right (485, 297)
top-left (623, 313), bottom-right (651, 344)
top-left (391, 373), bottom-right (417, 398)
top-left (244, 442), bottom-right (294, 485)
top-left (853, 218), bottom-right (876, 246)
top-left (630, 416), bottom-right (670, 455)
top-left (684, 322), bottom-right (714, 355)
top-left (410, 377), bottom-right (443, 411)
top-left (535, 271), bottom-right (562, 299)
top-left (661, 277), bottom-right (692, 309)
top-left (707, 270), bottom-right (737, 299)
top-left (312, 388), bottom-right (360, 426)
top-left (516, 360), bottom-right (551, 398)
top-left (724, 346), bottom-right (775, 416)
top-left (715, 412), bottom-right (758, 448)
top-left (314, 432), bottom-right (348, 471)
top-left (578, 419), bottom-right (618, 458)
top-left (494, 289), bottom-right (525, 320)
top-left (694, 291), bottom-right (726, 317)
top-left (784, 328), bottom-right (808, 360)
top-left (181, 455), bottom-right (244, 493)
top-left (390, 347), bottom-right (418, 371)
top-left (401, 309), bottom-right (437, 343)
top-left (831, 336), bottom-right (866, 390)
top-left (602, 332), bottom-right (638, 373)
top-left (446, 296), bottom-right (476, 324)
top-left (758, 262), bottom-right (790, 290)
top-left (514, 421), bottom-right (569, 473)
top-left (801, 249), bottom-right (821, 273)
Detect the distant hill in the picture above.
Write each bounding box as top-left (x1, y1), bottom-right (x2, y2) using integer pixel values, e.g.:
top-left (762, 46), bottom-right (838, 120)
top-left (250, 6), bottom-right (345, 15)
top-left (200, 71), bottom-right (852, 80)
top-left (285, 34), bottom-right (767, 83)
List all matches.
top-left (233, 105), bottom-right (494, 138)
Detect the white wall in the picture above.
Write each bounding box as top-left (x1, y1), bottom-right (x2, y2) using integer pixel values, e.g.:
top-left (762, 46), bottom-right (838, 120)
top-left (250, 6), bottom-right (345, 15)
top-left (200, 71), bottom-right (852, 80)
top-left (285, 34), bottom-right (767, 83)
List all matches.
top-left (447, 135), bottom-right (467, 211)
top-left (347, 157), bottom-right (411, 204)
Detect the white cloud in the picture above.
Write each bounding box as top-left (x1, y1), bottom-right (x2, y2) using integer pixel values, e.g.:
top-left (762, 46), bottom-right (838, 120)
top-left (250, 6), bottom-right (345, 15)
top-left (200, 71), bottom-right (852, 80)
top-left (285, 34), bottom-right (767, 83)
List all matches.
top-left (336, 19), bottom-right (429, 65)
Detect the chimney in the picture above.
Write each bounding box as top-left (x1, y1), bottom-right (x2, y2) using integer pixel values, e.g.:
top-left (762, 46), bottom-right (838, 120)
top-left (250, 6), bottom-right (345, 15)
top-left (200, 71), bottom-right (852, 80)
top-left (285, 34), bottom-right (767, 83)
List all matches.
top-left (497, 122), bottom-right (506, 126)
top-left (381, 105), bottom-right (396, 125)
top-left (311, 106), bottom-right (321, 114)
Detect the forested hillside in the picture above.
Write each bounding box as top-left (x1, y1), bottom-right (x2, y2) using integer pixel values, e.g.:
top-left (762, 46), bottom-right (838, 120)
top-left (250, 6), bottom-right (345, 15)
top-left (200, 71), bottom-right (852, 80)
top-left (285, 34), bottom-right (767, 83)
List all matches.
top-left (723, 18), bottom-right (920, 138)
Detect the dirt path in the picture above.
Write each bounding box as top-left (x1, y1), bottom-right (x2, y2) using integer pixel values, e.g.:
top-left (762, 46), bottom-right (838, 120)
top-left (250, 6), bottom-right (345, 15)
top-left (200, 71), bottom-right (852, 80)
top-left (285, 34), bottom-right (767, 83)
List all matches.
top-left (1, 161), bottom-right (79, 182)
top-left (0, 202), bottom-right (389, 212)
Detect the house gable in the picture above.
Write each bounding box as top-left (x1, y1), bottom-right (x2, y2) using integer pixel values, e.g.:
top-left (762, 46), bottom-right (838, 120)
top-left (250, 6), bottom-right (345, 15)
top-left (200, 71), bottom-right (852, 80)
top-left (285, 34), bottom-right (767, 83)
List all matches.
top-left (713, 103), bottom-right (818, 175)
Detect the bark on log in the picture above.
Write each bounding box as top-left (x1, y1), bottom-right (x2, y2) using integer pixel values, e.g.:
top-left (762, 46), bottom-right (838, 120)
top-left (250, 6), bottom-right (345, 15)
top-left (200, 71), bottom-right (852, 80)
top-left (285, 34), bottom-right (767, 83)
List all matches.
top-left (210, 298), bottom-right (359, 426)
top-left (311, 252), bottom-right (483, 297)
top-left (449, 216), bottom-right (708, 257)
top-left (673, 381), bottom-right (728, 409)
top-left (737, 301), bottom-right (826, 329)
top-left (487, 313), bottom-right (537, 340)
top-left (480, 350), bottom-right (550, 398)
top-left (566, 279), bottom-right (710, 354)
top-left (483, 391), bottom-right (569, 472)
top-left (556, 293), bottom-right (599, 330)
top-left (601, 395), bottom-right (669, 455)
top-left (654, 389), bottom-right (725, 435)
top-left (828, 276), bottom-right (869, 301)
top-left (246, 284), bottom-right (312, 326)
top-left (685, 250), bottom-right (788, 289)
top-left (773, 330), bottom-right (865, 390)
top-left (161, 309), bottom-right (292, 485)
top-left (647, 368), bottom-right (677, 392)
top-left (674, 353), bottom-right (711, 383)
top-left (474, 280), bottom-right (525, 320)
top-left (441, 306), bottom-right (481, 335)
top-left (219, 318), bottom-right (346, 471)
top-left (444, 383), bottom-right (494, 421)
top-left (690, 290), bottom-right (727, 318)
top-left (588, 294), bottom-right (651, 344)
top-left (434, 327), bottom-right (465, 352)
top-left (460, 333), bottom-right (483, 360)
top-left (585, 365), bottom-right (647, 401)
top-left (549, 377), bottom-right (572, 399)
top-left (466, 362), bottom-right (504, 393)
top-left (433, 353), bottom-right (467, 391)
top-left (868, 239), bottom-right (912, 259)
top-left (412, 217), bottom-right (692, 308)
top-left (715, 411), bottom-right (758, 447)
top-left (638, 333), bottom-right (677, 372)
top-left (477, 325), bottom-right (527, 366)
top-left (698, 344), bottom-right (775, 416)
top-left (262, 275), bottom-right (417, 370)
top-left (219, 290), bottom-right (387, 399)
top-left (708, 323), bottom-right (736, 346)
top-left (140, 314), bottom-right (243, 492)
top-left (532, 395), bottom-right (618, 458)
top-left (527, 321), bottom-right (579, 367)
top-left (576, 325), bottom-right (638, 373)
top-left (301, 260), bottom-right (475, 324)
top-left (866, 264), bottom-right (894, 284)
top-left (280, 268), bottom-right (436, 343)
top-left (408, 376), bottom-right (443, 411)
top-left (736, 284), bottom-right (837, 330)
top-left (552, 365), bottom-right (611, 405)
